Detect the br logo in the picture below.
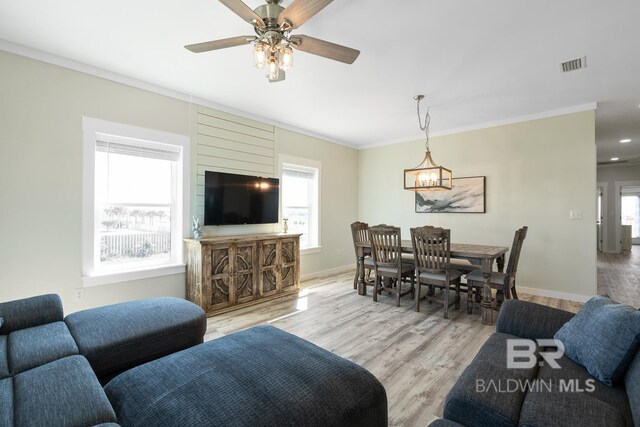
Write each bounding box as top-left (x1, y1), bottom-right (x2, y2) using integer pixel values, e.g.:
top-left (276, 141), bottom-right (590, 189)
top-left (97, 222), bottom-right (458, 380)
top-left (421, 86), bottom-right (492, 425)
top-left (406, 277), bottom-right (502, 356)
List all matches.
top-left (507, 339), bottom-right (565, 369)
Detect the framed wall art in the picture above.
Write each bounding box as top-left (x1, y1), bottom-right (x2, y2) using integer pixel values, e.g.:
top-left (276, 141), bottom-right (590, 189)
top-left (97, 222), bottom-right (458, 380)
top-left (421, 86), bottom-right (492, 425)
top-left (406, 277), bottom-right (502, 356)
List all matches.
top-left (415, 176), bottom-right (486, 213)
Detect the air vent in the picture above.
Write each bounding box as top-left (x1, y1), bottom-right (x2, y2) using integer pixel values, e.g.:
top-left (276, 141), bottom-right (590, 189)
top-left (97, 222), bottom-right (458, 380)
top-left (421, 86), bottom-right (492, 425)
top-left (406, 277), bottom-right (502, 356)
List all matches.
top-left (561, 56), bottom-right (586, 73)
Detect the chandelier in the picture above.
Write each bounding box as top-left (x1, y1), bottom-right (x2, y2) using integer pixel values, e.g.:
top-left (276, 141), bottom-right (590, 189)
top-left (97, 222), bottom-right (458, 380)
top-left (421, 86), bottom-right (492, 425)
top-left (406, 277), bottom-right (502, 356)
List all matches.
top-left (403, 95), bottom-right (452, 191)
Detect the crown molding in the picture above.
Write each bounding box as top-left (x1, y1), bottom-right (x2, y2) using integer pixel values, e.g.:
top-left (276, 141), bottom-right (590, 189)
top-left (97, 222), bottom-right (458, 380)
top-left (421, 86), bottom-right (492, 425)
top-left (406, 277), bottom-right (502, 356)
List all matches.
top-left (360, 102), bottom-right (598, 150)
top-left (0, 39), bottom-right (358, 150)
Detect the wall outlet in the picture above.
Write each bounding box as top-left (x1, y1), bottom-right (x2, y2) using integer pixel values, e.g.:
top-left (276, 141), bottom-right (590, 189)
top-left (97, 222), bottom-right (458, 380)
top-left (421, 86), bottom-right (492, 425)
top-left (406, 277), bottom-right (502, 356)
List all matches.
top-left (74, 288), bottom-right (85, 300)
top-left (569, 210), bottom-right (583, 220)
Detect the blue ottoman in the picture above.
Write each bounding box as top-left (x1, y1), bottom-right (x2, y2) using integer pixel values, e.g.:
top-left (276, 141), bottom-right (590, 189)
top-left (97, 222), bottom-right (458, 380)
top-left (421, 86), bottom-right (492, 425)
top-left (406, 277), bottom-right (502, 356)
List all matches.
top-left (105, 326), bottom-right (387, 427)
top-left (65, 297), bottom-right (206, 382)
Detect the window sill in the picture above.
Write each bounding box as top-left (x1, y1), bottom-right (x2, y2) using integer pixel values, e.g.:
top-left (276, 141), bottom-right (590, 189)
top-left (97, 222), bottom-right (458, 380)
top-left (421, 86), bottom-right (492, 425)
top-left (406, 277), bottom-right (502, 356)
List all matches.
top-left (300, 246), bottom-right (322, 255)
top-left (82, 263), bottom-right (186, 287)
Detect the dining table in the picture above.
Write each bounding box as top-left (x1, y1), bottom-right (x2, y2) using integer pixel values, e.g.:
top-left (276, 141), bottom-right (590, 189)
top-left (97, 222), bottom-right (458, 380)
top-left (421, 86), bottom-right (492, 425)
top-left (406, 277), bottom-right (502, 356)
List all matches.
top-left (356, 241), bottom-right (509, 325)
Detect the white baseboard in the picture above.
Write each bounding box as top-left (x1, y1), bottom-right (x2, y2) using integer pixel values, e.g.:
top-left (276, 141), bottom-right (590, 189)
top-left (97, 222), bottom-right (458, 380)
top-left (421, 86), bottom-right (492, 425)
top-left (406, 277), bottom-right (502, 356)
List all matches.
top-left (518, 286), bottom-right (592, 303)
top-left (301, 264), bottom-right (353, 282)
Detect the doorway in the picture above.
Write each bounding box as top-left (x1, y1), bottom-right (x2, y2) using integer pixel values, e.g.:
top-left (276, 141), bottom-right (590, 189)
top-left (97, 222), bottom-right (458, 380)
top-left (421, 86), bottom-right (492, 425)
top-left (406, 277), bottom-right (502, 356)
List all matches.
top-left (597, 183), bottom-right (608, 252)
top-left (615, 181), bottom-right (640, 251)
top-left (621, 187), bottom-right (640, 245)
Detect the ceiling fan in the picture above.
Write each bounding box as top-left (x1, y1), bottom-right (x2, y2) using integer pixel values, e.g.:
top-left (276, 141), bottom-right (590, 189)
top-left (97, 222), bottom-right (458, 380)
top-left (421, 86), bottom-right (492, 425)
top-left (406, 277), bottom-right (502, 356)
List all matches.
top-left (185, 0), bottom-right (360, 82)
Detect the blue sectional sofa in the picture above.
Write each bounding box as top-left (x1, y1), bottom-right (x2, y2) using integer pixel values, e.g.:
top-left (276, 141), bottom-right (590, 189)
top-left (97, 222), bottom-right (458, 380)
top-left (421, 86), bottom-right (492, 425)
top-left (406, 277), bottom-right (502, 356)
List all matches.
top-left (432, 300), bottom-right (640, 427)
top-left (0, 294), bottom-right (388, 426)
top-left (0, 294), bottom-right (206, 426)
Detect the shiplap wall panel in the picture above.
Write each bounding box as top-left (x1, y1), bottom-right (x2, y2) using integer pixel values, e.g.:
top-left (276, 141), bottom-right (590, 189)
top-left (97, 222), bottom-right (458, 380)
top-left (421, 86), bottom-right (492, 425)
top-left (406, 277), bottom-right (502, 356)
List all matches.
top-left (198, 134), bottom-right (274, 157)
top-left (195, 105), bottom-right (276, 217)
top-left (198, 114), bottom-right (274, 140)
top-left (198, 107), bottom-right (274, 132)
top-left (197, 124), bottom-right (274, 149)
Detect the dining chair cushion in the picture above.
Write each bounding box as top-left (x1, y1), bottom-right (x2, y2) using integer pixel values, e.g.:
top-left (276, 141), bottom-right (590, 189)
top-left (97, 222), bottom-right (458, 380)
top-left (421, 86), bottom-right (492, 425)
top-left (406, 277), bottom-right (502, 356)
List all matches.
top-left (465, 270), bottom-right (507, 286)
top-left (364, 256), bottom-right (374, 268)
top-left (419, 270), bottom-right (462, 282)
top-left (376, 264), bottom-right (414, 276)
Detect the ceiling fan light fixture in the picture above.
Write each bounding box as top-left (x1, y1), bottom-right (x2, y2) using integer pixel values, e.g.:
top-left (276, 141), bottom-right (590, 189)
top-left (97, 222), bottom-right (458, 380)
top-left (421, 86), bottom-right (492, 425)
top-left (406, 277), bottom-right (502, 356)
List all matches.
top-left (253, 43), bottom-right (267, 68)
top-left (186, 0), bottom-right (360, 82)
top-left (267, 55), bottom-right (280, 80)
top-left (279, 46), bottom-right (293, 71)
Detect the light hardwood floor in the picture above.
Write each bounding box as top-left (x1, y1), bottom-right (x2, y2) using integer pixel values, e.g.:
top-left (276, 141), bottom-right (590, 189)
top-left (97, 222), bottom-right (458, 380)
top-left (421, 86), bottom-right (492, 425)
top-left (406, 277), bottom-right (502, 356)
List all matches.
top-left (204, 272), bottom-right (582, 427)
top-left (598, 245), bottom-right (640, 308)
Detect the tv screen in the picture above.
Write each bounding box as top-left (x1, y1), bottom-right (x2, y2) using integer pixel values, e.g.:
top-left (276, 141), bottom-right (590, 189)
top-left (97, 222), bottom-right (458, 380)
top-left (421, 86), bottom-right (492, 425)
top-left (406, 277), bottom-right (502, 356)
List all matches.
top-left (204, 171), bottom-right (279, 226)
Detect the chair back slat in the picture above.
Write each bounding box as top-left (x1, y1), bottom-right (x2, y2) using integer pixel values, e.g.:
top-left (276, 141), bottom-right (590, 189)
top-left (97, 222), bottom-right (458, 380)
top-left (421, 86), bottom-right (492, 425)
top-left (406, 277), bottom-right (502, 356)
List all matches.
top-left (506, 226), bottom-right (528, 277)
top-left (368, 224), bottom-right (403, 269)
top-left (350, 221), bottom-right (369, 257)
top-left (410, 226), bottom-right (451, 273)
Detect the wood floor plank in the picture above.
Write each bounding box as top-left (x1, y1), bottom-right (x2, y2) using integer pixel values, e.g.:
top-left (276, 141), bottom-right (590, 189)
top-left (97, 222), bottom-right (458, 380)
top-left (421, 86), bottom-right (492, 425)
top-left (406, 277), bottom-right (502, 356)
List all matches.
top-left (205, 271), bottom-right (583, 426)
top-left (598, 246), bottom-right (640, 308)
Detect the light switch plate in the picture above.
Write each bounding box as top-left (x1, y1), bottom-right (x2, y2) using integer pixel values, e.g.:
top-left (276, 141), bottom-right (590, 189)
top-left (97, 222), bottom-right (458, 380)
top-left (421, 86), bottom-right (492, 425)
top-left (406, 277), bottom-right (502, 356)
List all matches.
top-left (569, 210), bottom-right (583, 220)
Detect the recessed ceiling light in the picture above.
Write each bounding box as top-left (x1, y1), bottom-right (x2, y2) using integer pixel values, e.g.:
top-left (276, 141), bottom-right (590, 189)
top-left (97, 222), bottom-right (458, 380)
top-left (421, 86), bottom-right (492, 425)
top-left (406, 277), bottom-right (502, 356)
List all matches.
top-left (611, 157), bottom-right (620, 161)
top-left (620, 139), bottom-right (632, 143)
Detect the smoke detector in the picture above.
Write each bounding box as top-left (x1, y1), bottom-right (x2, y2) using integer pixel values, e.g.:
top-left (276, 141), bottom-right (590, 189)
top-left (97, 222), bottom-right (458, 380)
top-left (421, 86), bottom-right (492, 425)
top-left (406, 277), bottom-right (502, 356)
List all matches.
top-left (560, 56), bottom-right (587, 73)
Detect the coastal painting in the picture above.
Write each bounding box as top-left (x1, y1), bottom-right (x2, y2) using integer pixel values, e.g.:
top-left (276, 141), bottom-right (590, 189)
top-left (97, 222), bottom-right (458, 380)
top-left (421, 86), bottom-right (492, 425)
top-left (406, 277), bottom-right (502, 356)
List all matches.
top-left (416, 176), bottom-right (486, 213)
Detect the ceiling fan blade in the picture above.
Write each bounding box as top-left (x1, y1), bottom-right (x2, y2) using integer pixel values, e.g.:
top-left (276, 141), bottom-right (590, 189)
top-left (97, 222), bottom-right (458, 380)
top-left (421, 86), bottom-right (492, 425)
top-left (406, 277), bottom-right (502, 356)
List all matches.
top-left (219, 0), bottom-right (265, 29)
top-left (185, 36), bottom-right (255, 53)
top-left (278, 0), bottom-right (334, 30)
top-left (291, 35), bottom-right (360, 64)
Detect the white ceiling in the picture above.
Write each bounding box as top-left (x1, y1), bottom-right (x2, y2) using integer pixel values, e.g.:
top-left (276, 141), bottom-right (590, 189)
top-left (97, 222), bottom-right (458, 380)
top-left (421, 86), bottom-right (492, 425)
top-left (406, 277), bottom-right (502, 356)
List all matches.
top-left (1, 0), bottom-right (639, 153)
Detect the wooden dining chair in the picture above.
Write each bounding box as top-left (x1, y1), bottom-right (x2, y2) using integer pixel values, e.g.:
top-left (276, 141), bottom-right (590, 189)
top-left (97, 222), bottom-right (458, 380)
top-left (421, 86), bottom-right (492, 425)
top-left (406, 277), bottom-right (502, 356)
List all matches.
top-left (350, 221), bottom-right (374, 290)
top-left (465, 226), bottom-right (528, 312)
top-left (410, 226), bottom-right (462, 318)
top-left (368, 225), bottom-right (415, 307)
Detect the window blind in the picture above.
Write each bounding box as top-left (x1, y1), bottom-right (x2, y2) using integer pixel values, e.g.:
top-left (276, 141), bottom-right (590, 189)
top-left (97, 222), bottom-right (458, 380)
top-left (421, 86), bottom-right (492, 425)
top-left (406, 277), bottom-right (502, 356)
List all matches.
top-left (96, 140), bottom-right (180, 161)
top-left (283, 167), bottom-right (314, 180)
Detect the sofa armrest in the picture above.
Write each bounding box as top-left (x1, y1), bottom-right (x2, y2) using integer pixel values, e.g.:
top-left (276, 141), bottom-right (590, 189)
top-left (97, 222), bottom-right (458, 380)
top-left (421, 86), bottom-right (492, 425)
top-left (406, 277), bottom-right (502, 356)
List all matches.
top-left (0, 294), bottom-right (64, 334)
top-left (496, 300), bottom-right (575, 340)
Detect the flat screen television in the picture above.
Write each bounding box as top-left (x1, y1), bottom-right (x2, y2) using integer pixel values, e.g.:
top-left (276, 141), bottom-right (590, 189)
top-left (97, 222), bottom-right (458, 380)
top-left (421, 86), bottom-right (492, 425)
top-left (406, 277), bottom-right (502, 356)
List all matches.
top-left (204, 171), bottom-right (279, 226)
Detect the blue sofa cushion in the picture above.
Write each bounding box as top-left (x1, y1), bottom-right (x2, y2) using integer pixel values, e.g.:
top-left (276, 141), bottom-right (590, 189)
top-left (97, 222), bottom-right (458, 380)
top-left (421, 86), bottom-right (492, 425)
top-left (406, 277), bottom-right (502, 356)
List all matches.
top-left (0, 294), bottom-right (63, 335)
top-left (555, 296), bottom-right (640, 386)
top-left (0, 317), bottom-right (3, 328)
top-left (13, 355), bottom-right (117, 427)
top-left (65, 297), bottom-right (206, 381)
top-left (624, 350), bottom-right (640, 426)
top-left (443, 333), bottom-right (539, 427)
top-left (533, 355), bottom-right (634, 426)
top-left (105, 325), bottom-right (387, 427)
top-left (0, 336), bottom-right (9, 380)
top-left (519, 383), bottom-right (629, 427)
top-left (8, 321), bottom-right (79, 375)
top-left (0, 378), bottom-right (13, 427)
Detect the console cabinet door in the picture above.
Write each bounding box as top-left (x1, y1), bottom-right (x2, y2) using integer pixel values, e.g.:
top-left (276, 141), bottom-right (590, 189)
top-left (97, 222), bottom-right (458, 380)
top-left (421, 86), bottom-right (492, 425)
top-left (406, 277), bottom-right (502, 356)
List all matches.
top-left (234, 242), bottom-right (257, 304)
top-left (207, 244), bottom-right (233, 311)
top-left (259, 239), bottom-right (280, 297)
top-left (280, 238), bottom-right (298, 291)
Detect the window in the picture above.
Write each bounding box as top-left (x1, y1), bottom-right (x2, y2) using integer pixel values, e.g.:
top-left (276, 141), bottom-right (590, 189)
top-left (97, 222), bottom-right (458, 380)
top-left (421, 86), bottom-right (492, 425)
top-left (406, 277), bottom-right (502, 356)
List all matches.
top-left (280, 156), bottom-right (320, 252)
top-left (83, 118), bottom-right (189, 286)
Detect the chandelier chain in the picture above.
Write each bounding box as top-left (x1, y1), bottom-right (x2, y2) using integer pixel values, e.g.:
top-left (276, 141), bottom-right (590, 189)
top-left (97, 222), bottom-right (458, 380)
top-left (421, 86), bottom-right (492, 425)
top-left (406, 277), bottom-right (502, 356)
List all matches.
top-left (416, 97), bottom-right (431, 151)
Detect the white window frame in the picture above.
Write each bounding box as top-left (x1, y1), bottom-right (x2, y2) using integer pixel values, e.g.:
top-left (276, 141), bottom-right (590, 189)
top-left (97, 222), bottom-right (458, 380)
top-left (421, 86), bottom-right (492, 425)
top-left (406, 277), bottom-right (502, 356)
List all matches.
top-left (82, 117), bottom-right (190, 286)
top-left (279, 155), bottom-right (321, 255)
